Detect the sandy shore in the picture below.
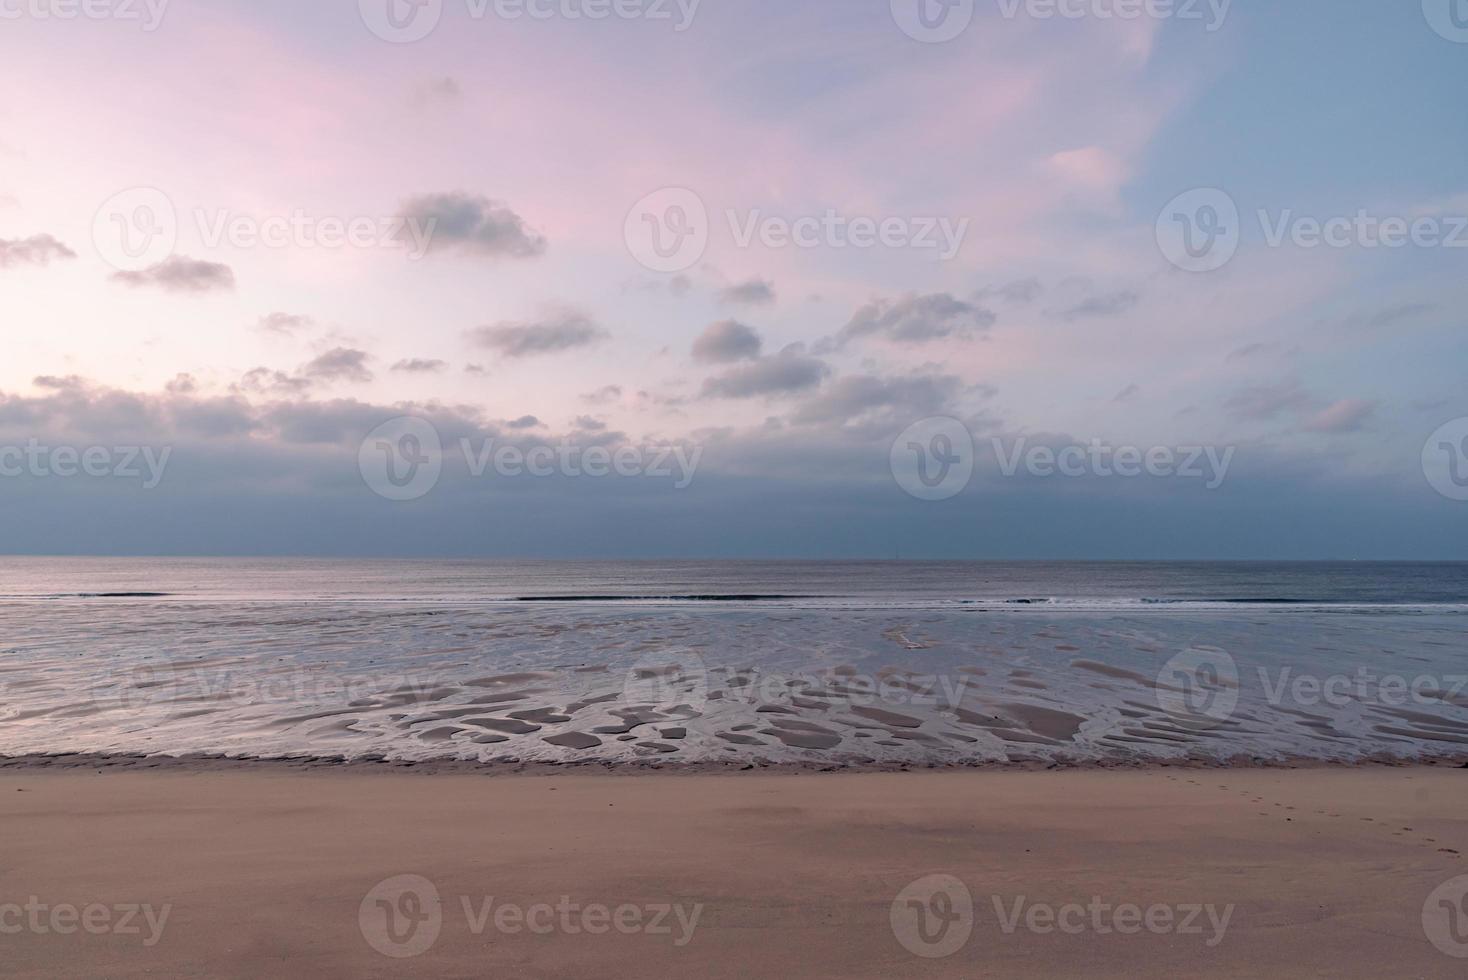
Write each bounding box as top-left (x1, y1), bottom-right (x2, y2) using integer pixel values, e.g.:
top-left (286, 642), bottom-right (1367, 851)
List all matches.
top-left (1, 766), bottom-right (1465, 977)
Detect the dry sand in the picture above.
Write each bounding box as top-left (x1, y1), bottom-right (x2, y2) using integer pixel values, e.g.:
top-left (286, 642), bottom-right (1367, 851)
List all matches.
top-left (1, 765), bottom-right (1466, 977)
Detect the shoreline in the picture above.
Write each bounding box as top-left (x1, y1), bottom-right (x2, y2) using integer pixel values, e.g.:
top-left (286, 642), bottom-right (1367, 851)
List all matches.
top-left (4, 749), bottom-right (1467, 775)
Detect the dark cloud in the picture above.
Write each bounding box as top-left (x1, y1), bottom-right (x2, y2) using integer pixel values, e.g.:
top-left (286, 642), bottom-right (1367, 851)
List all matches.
top-left (978, 278), bottom-right (1044, 304)
top-left (257, 312), bottom-right (314, 336)
top-left (840, 293), bottom-right (995, 345)
top-left (234, 368), bottom-right (313, 397)
top-left (702, 346), bottom-right (829, 399)
top-left (399, 192), bottom-right (547, 259)
top-left (390, 358), bottom-right (448, 374)
top-left (0, 376), bottom-right (1460, 560)
top-left (111, 256), bottom-right (235, 294)
top-left (789, 371), bottom-right (965, 427)
top-left (720, 277), bottom-right (776, 306)
top-left (470, 311), bottom-right (607, 358)
top-left (505, 415), bottom-right (541, 429)
top-left (692, 320), bottom-right (762, 364)
top-left (303, 348), bottom-right (374, 384)
top-left (574, 415), bottom-right (607, 431)
top-left (0, 233), bottom-right (75, 268)
top-left (1339, 303), bottom-right (1434, 331)
top-left (1053, 290), bottom-right (1139, 321)
top-left (1112, 383), bottom-right (1140, 403)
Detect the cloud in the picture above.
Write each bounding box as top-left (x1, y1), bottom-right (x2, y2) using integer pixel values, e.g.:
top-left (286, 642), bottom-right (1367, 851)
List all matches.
top-left (581, 385), bottom-right (623, 405)
top-left (692, 320), bottom-right (762, 364)
top-left (303, 348), bottom-right (373, 384)
top-left (257, 312), bottom-right (314, 336)
top-left (414, 76), bottom-right (461, 105)
top-left (720, 277), bottom-right (776, 306)
top-left (702, 346), bottom-right (829, 399)
top-left (505, 415), bottom-right (541, 429)
top-left (977, 279), bottom-right (1044, 305)
top-left (1339, 303), bottom-right (1434, 331)
top-left (1302, 399), bottom-right (1377, 434)
top-left (469, 310), bottom-right (607, 358)
top-left (1226, 380), bottom-right (1311, 421)
top-left (1052, 290), bottom-right (1139, 321)
top-left (390, 358), bottom-right (448, 374)
top-left (1227, 342), bottom-right (1281, 361)
top-left (0, 233), bottom-right (75, 268)
top-left (1047, 146), bottom-right (1128, 211)
top-left (840, 293), bottom-right (995, 345)
top-left (399, 192), bottom-right (547, 259)
top-left (111, 256), bottom-right (235, 294)
top-left (789, 371), bottom-right (967, 428)
top-left (1112, 384), bottom-right (1140, 403)
top-left (235, 368), bottom-right (312, 397)
top-left (0, 373), bottom-right (1458, 560)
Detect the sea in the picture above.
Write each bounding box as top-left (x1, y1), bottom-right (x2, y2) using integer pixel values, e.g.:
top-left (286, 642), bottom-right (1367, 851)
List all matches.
top-left (1, 558), bottom-right (1465, 767)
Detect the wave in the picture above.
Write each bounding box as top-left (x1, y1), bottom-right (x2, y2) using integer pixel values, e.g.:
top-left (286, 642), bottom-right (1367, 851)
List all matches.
top-left (0, 592), bottom-right (175, 599)
top-left (0, 592), bottom-right (1463, 612)
top-left (515, 594), bottom-right (835, 603)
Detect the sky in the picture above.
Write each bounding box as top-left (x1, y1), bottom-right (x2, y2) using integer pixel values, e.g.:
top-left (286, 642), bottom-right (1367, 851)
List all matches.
top-left (1, 0), bottom-right (1466, 558)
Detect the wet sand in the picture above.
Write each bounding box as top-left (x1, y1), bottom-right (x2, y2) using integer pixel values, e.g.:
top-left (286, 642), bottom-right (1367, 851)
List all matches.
top-left (1, 766), bottom-right (1466, 977)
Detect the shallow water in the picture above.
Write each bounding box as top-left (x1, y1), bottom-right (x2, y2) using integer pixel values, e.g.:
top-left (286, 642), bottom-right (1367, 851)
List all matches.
top-left (1, 561), bottom-right (1465, 766)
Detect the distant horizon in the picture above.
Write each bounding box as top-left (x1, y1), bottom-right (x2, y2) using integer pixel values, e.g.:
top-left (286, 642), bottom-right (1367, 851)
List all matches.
top-left (3, 554), bottom-right (1467, 564)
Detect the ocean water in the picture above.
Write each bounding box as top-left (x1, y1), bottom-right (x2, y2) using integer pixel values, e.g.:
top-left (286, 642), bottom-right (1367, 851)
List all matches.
top-left (0, 559), bottom-right (1465, 766)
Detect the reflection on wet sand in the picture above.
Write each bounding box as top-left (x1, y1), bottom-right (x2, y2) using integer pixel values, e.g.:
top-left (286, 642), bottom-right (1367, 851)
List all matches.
top-left (2, 602), bottom-right (1466, 768)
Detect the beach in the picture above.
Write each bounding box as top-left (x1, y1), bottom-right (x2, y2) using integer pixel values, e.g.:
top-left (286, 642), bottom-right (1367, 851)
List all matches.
top-left (4, 560), bottom-right (1468, 976)
top-left (1, 763), bottom-right (1465, 977)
